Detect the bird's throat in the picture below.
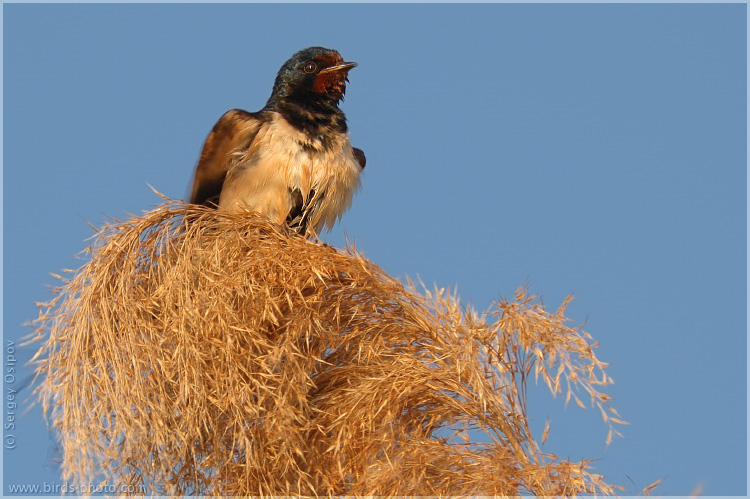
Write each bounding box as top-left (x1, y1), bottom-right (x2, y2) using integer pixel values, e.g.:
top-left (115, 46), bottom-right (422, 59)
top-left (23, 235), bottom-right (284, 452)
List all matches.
top-left (274, 97), bottom-right (348, 149)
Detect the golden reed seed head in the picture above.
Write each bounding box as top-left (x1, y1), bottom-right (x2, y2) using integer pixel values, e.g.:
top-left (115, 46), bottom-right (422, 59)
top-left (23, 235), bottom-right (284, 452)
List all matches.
top-left (27, 200), bottom-right (623, 496)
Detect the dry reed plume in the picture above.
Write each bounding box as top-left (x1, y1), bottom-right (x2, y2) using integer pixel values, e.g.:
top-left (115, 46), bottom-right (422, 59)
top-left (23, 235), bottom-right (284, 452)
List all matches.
top-left (28, 200), bottom-right (624, 496)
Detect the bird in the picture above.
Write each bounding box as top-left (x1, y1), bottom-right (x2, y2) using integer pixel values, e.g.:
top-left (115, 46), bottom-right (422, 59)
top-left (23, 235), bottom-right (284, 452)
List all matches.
top-left (188, 46), bottom-right (365, 235)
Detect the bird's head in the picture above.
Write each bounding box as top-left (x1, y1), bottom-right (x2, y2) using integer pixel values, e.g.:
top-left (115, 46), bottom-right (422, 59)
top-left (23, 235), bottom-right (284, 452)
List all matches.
top-left (267, 47), bottom-right (357, 107)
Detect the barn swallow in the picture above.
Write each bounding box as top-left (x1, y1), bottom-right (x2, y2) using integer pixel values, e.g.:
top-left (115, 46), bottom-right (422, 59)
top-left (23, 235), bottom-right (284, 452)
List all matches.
top-left (188, 47), bottom-right (366, 235)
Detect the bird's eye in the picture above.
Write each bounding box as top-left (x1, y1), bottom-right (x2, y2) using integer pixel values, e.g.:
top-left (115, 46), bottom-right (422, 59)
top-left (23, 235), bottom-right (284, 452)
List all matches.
top-left (303, 61), bottom-right (317, 74)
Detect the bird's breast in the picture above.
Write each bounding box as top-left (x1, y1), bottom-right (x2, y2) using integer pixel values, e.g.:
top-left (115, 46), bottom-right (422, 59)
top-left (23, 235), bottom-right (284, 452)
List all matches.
top-left (218, 112), bottom-right (362, 232)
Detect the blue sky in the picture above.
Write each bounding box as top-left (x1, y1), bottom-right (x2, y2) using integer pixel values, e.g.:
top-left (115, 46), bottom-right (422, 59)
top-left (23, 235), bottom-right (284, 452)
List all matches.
top-left (2, 3), bottom-right (747, 496)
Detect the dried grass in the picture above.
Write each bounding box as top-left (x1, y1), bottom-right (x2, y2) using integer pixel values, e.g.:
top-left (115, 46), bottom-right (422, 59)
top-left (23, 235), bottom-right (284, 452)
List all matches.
top-left (28, 201), bottom-right (623, 496)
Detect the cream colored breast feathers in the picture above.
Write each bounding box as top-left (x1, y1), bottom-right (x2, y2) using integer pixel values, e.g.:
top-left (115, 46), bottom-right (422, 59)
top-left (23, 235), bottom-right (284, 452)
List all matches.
top-left (218, 113), bottom-right (361, 233)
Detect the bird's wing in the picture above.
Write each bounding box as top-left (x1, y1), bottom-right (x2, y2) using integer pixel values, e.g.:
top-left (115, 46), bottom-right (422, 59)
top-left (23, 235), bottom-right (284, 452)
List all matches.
top-left (353, 147), bottom-right (366, 170)
top-left (189, 109), bottom-right (263, 206)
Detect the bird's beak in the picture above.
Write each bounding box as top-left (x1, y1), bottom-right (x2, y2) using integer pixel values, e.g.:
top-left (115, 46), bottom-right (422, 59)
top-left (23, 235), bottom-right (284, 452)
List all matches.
top-left (320, 62), bottom-right (357, 74)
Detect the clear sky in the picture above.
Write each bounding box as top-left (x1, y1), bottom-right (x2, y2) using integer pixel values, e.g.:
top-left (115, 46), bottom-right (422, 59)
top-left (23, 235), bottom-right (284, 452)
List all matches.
top-left (2, 3), bottom-right (747, 496)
